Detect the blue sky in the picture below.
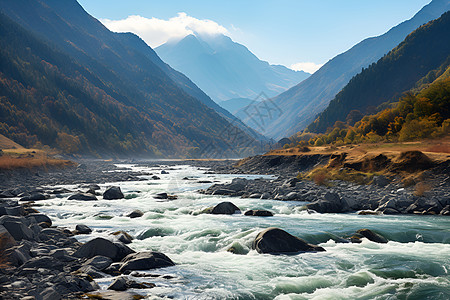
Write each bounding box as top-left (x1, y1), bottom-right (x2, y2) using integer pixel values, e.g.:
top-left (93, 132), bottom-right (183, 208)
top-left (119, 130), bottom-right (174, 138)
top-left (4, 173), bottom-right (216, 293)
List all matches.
top-left (78, 0), bottom-right (430, 73)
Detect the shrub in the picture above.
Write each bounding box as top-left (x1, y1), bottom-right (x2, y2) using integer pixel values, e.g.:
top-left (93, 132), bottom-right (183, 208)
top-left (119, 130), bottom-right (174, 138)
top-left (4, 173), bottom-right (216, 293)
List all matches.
top-left (414, 182), bottom-right (432, 196)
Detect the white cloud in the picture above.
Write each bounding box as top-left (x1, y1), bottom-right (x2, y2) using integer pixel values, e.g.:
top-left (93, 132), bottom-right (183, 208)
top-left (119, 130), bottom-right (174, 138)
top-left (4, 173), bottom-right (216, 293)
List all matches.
top-left (290, 62), bottom-right (324, 74)
top-left (101, 13), bottom-right (229, 48)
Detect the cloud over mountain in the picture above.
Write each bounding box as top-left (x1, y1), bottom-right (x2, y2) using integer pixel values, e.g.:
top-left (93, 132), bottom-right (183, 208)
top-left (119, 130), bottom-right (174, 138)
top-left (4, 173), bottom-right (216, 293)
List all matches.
top-left (290, 62), bottom-right (324, 74)
top-left (102, 12), bottom-right (228, 48)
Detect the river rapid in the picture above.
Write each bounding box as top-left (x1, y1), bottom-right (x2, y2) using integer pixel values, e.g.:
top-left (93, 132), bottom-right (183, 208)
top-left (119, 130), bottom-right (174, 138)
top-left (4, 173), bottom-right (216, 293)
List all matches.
top-left (36, 163), bottom-right (450, 299)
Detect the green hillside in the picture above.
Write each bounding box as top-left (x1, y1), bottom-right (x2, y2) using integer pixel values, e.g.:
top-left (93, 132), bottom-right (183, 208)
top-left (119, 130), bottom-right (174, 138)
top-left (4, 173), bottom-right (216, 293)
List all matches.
top-left (0, 0), bottom-right (257, 157)
top-left (307, 11), bottom-right (450, 134)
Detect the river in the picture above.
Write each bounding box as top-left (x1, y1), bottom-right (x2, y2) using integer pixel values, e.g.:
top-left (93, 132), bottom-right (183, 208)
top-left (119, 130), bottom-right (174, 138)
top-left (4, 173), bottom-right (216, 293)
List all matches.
top-left (37, 163), bottom-right (450, 299)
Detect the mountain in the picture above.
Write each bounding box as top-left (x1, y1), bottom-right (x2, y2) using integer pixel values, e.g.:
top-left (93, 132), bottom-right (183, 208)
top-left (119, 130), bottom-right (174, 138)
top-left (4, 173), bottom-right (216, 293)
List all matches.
top-left (300, 51), bottom-right (450, 146)
top-left (307, 11), bottom-right (450, 133)
top-left (112, 32), bottom-right (265, 142)
top-left (246, 0), bottom-right (450, 139)
top-left (0, 0), bottom-right (258, 157)
top-left (155, 34), bottom-right (310, 105)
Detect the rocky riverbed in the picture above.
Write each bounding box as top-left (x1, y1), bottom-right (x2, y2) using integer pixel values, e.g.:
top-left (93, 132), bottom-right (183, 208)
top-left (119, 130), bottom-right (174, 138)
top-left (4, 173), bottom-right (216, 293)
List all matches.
top-left (0, 155), bottom-right (449, 299)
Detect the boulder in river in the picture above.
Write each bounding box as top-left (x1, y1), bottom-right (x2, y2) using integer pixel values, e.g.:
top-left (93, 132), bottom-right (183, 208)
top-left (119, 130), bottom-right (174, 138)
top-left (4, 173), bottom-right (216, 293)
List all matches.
top-left (252, 227), bottom-right (325, 254)
top-left (306, 192), bottom-right (348, 213)
top-left (119, 251), bottom-right (175, 272)
top-left (244, 210), bottom-right (273, 217)
top-left (103, 186), bottom-right (124, 200)
top-left (127, 210), bottom-right (143, 218)
top-left (68, 193), bottom-right (97, 201)
top-left (356, 229), bottom-right (388, 243)
top-left (75, 224), bottom-right (92, 234)
top-left (153, 193), bottom-right (168, 200)
top-left (211, 202), bottom-right (241, 215)
top-left (73, 237), bottom-right (135, 261)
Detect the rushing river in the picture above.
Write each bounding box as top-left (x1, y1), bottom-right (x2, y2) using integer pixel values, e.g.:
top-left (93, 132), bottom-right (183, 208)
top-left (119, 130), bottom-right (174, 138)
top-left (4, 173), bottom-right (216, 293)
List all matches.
top-left (37, 164), bottom-right (450, 299)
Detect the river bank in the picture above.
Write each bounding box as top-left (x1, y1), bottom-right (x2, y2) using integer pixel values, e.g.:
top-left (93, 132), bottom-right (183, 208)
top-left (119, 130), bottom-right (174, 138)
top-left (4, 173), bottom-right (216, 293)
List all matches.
top-left (0, 159), bottom-right (449, 299)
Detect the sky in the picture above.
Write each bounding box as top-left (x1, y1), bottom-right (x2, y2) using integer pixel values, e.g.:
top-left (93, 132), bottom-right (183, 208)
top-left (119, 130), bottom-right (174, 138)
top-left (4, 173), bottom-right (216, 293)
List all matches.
top-left (78, 0), bottom-right (431, 73)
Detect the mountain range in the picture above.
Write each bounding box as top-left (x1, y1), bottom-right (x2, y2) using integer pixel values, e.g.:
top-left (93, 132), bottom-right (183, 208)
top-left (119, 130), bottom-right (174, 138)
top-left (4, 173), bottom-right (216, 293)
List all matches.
top-left (239, 0), bottom-right (450, 139)
top-left (0, 0), bottom-right (258, 157)
top-left (307, 10), bottom-right (450, 133)
top-left (155, 34), bottom-right (309, 107)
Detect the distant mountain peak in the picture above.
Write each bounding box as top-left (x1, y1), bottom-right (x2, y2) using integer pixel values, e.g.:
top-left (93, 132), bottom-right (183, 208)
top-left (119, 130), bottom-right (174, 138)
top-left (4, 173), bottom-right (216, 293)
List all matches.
top-left (155, 33), bottom-right (310, 104)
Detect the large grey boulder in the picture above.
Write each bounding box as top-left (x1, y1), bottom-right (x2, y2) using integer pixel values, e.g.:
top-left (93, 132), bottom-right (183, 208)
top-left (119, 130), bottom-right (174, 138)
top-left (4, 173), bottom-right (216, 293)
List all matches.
top-left (103, 186), bottom-right (124, 200)
top-left (252, 227), bottom-right (325, 254)
top-left (26, 213), bottom-right (52, 226)
top-left (244, 210), bottom-right (273, 217)
top-left (126, 210), bottom-right (143, 218)
top-left (119, 251), bottom-right (175, 272)
top-left (306, 192), bottom-right (347, 213)
top-left (83, 255), bottom-right (113, 271)
top-left (68, 193), bottom-right (97, 201)
top-left (0, 215), bottom-right (34, 241)
top-left (211, 202), bottom-right (241, 215)
top-left (356, 229), bottom-right (388, 244)
top-left (73, 237), bottom-right (135, 262)
top-left (75, 224), bottom-right (92, 234)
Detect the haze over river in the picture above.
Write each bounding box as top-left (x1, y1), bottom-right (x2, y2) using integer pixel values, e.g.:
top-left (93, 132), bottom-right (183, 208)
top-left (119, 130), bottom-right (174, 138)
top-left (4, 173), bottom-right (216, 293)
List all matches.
top-left (37, 163), bottom-right (450, 299)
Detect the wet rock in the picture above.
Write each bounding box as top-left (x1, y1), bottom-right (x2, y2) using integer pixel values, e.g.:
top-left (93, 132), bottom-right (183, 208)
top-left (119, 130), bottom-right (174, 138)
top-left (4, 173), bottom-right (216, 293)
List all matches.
top-left (248, 193), bottom-right (262, 199)
top-left (0, 215), bottom-right (34, 241)
top-left (260, 192), bottom-right (271, 199)
top-left (211, 202), bottom-right (241, 215)
top-left (73, 237), bottom-right (135, 261)
top-left (112, 231), bottom-right (133, 244)
top-left (153, 193), bottom-right (168, 200)
top-left (286, 192), bottom-right (299, 200)
top-left (357, 210), bottom-right (381, 215)
top-left (75, 224), bottom-right (92, 234)
top-left (20, 256), bottom-right (65, 271)
top-left (212, 188), bottom-right (236, 196)
top-left (84, 255), bottom-right (113, 271)
top-left (252, 227), bottom-right (325, 254)
top-left (20, 193), bottom-right (47, 201)
top-left (356, 229), bottom-right (388, 243)
top-left (440, 205), bottom-right (450, 216)
top-left (108, 276), bottom-right (127, 291)
top-left (161, 170), bottom-right (169, 174)
top-left (127, 210), bottom-right (143, 218)
top-left (244, 210), bottom-right (273, 217)
top-left (26, 213), bottom-right (52, 226)
top-left (151, 175), bottom-right (160, 180)
top-left (103, 186), bottom-right (124, 200)
top-left (40, 286), bottom-right (61, 300)
top-left (77, 265), bottom-right (108, 279)
top-left (68, 193), bottom-right (97, 201)
top-left (306, 192), bottom-right (347, 213)
top-left (119, 251), bottom-right (175, 272)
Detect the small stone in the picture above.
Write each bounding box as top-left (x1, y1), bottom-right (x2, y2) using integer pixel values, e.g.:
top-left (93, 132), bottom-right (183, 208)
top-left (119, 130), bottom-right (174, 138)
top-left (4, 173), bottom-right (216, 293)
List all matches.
top-left (127, 210), bottom-right (143, 218)
top-left (75, 224), bottom-right (92, 234)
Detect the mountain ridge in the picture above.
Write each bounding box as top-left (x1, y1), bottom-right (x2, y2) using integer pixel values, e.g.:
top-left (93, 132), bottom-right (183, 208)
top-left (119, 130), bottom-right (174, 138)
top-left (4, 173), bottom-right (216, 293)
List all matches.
top-left (247, 0), bottom-right (450, 139)
top-left (0, 0), bottom-right (258, 157)
top-left (156, 33), bottom-right (310, 104)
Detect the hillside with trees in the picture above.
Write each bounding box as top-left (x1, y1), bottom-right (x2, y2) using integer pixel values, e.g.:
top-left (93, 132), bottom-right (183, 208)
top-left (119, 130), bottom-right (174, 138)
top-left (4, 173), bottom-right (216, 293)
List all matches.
top-left (291, 59), bottom-right (450, 147)
top-left (0, 0), bottom-right (258, 157)
top-left (307, 11), bottom-right (450, 134)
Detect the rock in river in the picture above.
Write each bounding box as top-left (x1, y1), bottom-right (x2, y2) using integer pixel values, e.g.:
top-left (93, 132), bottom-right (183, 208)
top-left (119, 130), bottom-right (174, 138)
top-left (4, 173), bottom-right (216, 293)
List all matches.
top-left (356, 229), bottom-right (388, 243)
top-left (103, 186), bottom-right (124, 200)
top-left (244, 210), bottom-right (273, 217)
top-left (74, 237), bottom-right (134, 261)
top-left (252, 227), bottom-right (325, 254)
top-left (211, 202), bottom-right (241, 215)
top-left (119, 251), bottom-right (175, 272)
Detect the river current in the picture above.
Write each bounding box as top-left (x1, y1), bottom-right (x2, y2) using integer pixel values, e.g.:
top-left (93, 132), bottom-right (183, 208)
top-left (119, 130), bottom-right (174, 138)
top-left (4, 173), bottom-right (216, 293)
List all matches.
top-left (37, 164), bottom-right (450, 299)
